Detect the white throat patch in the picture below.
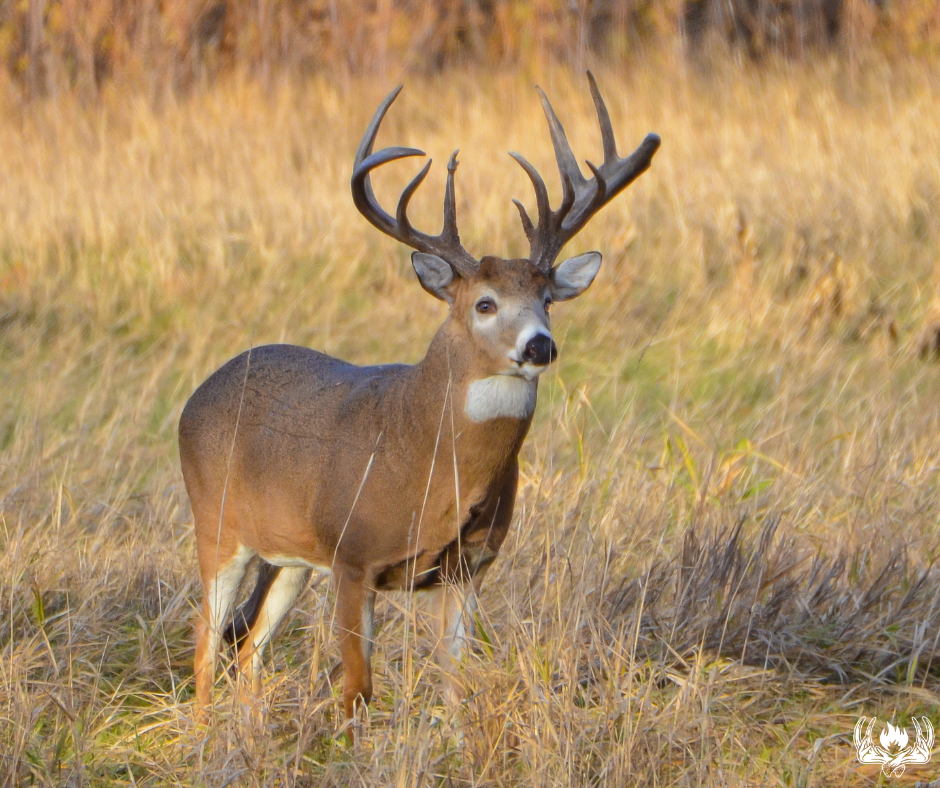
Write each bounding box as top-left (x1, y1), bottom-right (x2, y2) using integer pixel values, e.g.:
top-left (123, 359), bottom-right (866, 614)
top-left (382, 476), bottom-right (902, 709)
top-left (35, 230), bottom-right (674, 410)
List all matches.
top-left (465, 376), bottom-right (537, 422)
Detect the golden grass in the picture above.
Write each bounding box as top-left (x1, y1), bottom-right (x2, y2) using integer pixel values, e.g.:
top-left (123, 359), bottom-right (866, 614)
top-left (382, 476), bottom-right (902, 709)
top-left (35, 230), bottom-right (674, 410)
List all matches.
top-left (2, 55), bottom-right (940, 785)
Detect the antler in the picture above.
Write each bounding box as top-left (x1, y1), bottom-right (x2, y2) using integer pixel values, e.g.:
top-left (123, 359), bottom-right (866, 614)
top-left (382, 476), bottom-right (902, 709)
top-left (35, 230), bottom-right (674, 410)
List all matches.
top-left (351, 87), bottom-right (479, 277)
top-left (511, 72), bottom-right (661, 272)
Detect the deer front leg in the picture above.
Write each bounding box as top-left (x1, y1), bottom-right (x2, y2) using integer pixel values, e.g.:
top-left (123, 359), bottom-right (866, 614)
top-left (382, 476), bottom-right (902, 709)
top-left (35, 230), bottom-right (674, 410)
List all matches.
top-left (431, 582), bottom-right (477, 704)
top-left (334, 570), bottom-right (376, 722)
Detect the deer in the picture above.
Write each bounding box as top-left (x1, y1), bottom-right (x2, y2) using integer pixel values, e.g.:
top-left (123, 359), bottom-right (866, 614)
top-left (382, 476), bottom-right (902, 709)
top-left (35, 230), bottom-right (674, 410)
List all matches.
top-left (179, 71), bottom-right (660, 727)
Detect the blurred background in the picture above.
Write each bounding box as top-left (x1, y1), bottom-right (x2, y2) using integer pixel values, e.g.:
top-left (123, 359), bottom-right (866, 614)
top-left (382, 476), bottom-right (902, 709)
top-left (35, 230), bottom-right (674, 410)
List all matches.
top-left (0, 0), bottom-right (937, 100)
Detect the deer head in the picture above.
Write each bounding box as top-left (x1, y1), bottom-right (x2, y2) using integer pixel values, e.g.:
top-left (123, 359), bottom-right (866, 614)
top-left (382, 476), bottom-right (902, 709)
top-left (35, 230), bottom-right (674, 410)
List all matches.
top-left (351, 73), bottom-right (661, 384)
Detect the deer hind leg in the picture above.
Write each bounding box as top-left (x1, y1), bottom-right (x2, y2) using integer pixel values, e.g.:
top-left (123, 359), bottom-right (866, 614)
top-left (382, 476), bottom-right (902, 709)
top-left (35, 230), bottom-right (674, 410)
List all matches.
top-left (431, 583), bottom-right (477, 704)
top-left (334, 571), bottom-right (376, 722)
top-left (194, 544), bottom-right (253, 715)
top-left (237, 566), bottom-right (311, 698)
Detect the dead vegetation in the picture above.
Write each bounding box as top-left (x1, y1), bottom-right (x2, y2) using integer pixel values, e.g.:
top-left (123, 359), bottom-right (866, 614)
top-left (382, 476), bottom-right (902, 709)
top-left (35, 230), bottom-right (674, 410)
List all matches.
top-left (606, 518), bottom-right (940, 684)
top-left (1, 55), bottom-right (940, 785)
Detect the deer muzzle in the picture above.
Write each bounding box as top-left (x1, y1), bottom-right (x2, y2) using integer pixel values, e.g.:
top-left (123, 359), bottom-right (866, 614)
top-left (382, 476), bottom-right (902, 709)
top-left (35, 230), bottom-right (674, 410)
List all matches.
top-left (522, 333), bottom-right (557, 367)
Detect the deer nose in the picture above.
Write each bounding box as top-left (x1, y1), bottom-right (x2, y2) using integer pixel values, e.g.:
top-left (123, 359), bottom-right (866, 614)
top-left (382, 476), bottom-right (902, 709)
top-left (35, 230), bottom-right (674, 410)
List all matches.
top-left (522, 334), bottom-right (558, 366)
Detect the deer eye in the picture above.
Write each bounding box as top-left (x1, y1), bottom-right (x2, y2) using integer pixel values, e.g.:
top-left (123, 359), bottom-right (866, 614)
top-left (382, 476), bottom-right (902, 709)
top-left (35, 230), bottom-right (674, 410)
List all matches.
top-left (544, 296), bottom-right (553, 312)
top-left (476, 298), bottom-right (497, 314)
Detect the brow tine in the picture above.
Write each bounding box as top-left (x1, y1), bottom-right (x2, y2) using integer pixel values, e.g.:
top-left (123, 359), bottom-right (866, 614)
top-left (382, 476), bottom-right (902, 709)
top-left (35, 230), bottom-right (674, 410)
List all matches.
top-left (512, 199), bottom-right (535, 241)
top-left (584, 160), bottom-right (608, 204)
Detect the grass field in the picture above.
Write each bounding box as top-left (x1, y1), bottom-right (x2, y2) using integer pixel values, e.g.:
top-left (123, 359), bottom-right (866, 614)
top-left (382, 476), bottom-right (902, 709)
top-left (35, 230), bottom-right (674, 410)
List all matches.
top-left (2, 53), bottom-right (940, 785)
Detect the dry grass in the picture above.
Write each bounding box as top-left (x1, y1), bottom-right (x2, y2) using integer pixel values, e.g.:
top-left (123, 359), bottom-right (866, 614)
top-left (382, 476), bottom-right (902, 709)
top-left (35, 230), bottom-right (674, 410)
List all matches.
top-left (2, 54), bottom-right (940, 785)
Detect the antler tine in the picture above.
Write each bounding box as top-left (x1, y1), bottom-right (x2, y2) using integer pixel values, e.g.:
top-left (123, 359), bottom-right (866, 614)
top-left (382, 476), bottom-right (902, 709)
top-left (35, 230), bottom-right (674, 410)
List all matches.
top-left (509, 151), bottom-right (552, 233)
top-left (512, 72), bottom-right (661, 272)
top-left (352, 146), bottom-right (425, 235)
top-left (442, 151), bottom-right (460, 243)
top-left (536, 86), bottom-right (589, 194)
top-left (351, 87), bottom-right (479, 276)
top-left (355, 85), bottom-right (404, 166)
top-left (512, 199), bottom-right (535, 241)
top-left (586, 71), bottom-right (618, 163)
top-left (395, 159), bottom-right (433, 236)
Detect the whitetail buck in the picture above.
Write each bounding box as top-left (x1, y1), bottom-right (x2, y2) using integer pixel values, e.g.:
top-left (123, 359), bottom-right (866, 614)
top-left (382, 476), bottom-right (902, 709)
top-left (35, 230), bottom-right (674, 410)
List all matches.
top-left (180, 72), bottom-right (659, 724)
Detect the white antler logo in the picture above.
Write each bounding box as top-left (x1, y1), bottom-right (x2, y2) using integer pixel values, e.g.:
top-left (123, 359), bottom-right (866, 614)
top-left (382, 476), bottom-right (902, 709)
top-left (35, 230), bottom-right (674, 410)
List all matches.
top-left (854, 716), bottom-right (934, 777)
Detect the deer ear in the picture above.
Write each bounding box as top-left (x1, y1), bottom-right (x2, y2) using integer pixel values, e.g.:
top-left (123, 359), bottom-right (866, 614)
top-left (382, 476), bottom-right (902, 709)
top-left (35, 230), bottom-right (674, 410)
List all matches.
top-left (550, 252), bottom-right (602, 301)
top-left (412, 252), bottom-right (456, 303)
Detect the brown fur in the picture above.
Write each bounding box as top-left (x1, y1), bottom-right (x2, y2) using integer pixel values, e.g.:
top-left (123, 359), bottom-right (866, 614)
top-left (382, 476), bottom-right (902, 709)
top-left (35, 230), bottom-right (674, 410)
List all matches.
top-left (180, 264), bottom-right (537, 720)
top-left (181, 75), bottom-right (658, 727)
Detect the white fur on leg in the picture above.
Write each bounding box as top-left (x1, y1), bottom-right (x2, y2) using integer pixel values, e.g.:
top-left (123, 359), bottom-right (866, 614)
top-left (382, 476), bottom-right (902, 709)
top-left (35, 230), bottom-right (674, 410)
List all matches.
top-left (206, 545), bottom-right (253, 651)
top-left (361, 592), bottom-right (375, 664)
top-left (431, 585), bottom-right (477, 704)
top-left (203, 545), bottom-right (253, 706)
top-left (465, 376), bottom-right (536, 422)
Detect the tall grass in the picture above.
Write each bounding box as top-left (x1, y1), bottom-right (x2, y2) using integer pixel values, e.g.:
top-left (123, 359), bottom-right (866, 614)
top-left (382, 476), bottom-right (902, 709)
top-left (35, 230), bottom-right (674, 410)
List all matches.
top-left (2, 54), bottom-right (940, 784)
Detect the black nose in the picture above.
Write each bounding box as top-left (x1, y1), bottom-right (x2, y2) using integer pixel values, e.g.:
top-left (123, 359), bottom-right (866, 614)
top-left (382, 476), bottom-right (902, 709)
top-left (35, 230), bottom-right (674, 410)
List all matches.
top-left (522, 334), bottom-right (558, 366)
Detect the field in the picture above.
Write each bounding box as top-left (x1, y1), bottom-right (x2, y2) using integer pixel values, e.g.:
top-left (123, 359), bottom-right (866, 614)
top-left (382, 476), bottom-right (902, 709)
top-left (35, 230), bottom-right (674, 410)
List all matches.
top-left (2, 53), bottom-right (940, 785)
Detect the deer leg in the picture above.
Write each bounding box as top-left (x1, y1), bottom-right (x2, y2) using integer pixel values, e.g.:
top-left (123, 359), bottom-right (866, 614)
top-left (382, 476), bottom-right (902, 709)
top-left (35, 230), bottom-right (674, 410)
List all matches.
top-left (194, 544), bottom-right (252, 716)
top-left (431, 582), bottom-right (477, 704)
top-left (334, 571), bottom-right (375, 722)
top-left (237, 566), bottom-right (311, 699)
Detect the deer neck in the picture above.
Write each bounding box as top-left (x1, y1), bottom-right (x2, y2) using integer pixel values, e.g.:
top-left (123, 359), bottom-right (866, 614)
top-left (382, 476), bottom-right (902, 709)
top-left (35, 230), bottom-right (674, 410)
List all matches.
top-left (406, 320), bottom-right (536, 446)
top-left (370, 320), bottom-right (534, 523)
